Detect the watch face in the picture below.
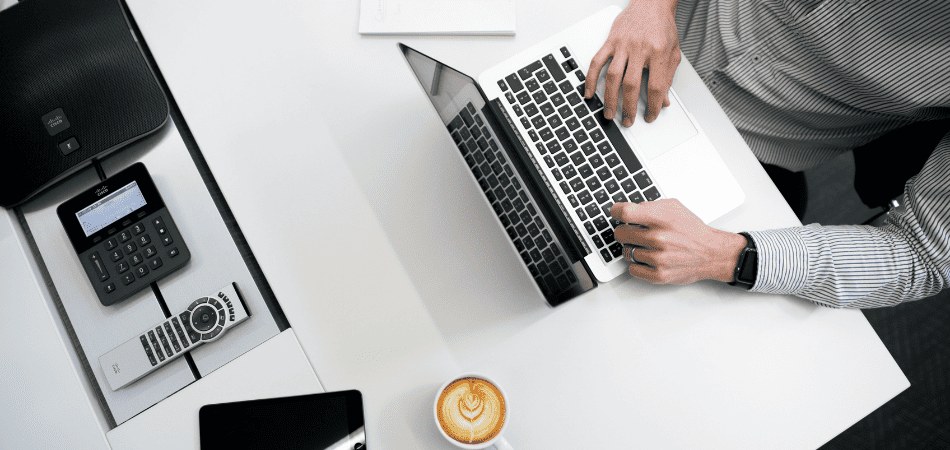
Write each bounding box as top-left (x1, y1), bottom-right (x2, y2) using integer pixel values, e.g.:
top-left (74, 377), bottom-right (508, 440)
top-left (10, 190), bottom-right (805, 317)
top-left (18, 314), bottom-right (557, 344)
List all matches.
top-left (737, 248), bottom-right (757, 285)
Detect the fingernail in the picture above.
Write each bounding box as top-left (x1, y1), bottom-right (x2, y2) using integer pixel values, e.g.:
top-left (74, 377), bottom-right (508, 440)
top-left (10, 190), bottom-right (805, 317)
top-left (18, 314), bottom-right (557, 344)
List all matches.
top-left (623, 117), bottom-right (632, 127)
top-left (605, 108), bottom-right (614, 119)
top-left (585, 87), bottom-right (591, 98)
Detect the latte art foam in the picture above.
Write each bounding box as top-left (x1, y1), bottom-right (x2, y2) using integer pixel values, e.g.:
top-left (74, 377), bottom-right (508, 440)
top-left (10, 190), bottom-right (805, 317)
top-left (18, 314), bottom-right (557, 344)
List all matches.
top-left (437, 377), bottom-right (506, 444)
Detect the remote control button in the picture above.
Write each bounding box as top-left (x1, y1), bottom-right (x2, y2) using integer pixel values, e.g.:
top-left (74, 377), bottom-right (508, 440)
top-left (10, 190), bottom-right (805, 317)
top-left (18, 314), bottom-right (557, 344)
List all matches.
top-left (135, 265), bottom-right (149, 278)
top-left (189, 330), bottom-right (201, 343)
top-left (132, 223), bottom-right (146, 235)
top-left (172, 318), bottom-right (190, 348)
top-left (209, 299), bottom-right (222, 310)
top-left (144, 245), bottom-right (157, 258)
top-left (109, 249), bottom-right (123, 262)
top-left (119, 230), bottom-right (132, 243)
top-left (230, 314), bottom-right (235, 321)
top-left (161, 235), bottom-right (174, 246)
top-left (104, 283), bottom-right (116, 294)
top-left (137, 210), bottom-right (147, 219)
top-left (121, 219), bottom-right (132, 227)
top-left (152, 216), bottom-right (165, 229)
top-left (116, 261), bottom-right (129, 274)
top-left (169, 247), bottom-right (180, 258)
top-left (201, 332), bottom-right (214, 340)
top-left (218, 314), bottom-right (226, 326)
top-left (165, 323), bottom-right (181, 353)
top-left (88, 252), bottom-right (109, 282)
top-left (149, 257), bottom-right (163, 270)
top-left (130, 253), bottom-right (144, 266)
top-left (191, 305), bottom-right (217, 332)
top-left (121, 273), bottom-right (135, 285)
top-left (104, 238), bottom-right (117, 251)
top-left (156, 327), bottom-right (173, 356)
top-left (148, 331), bottom-right (165, 360)
top-left (137, 234), bottom-right (151, 247)
top-left (123, 242), bottom-right (138, 255)
top-left (188, 297), bottom-right (208, 311)
top-left (209, 326), bottom-right (223, 339)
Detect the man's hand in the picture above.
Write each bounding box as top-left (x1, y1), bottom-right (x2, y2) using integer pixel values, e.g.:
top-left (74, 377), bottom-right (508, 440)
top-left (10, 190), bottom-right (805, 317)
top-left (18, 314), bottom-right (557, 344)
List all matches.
top-left (585, 0), bottom-right (681, 127)
top-left (610, 200), bottom-right (746, 285)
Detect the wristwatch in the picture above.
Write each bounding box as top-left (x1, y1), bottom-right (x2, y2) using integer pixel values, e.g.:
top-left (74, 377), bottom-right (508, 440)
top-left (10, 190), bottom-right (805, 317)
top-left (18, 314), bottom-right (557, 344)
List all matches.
top-left (728, 232), bottom-right (757, 290)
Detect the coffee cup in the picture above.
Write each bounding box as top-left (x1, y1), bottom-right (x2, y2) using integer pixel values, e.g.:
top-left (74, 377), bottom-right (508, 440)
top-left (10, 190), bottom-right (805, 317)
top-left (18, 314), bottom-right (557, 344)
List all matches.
top-left (433, 373), bottom-right (513, 450)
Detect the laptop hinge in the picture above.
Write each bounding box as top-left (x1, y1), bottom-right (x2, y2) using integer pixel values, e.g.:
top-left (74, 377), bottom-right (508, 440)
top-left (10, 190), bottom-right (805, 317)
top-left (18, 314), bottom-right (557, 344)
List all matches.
top-left (486, 99), bottom-right (592, 260)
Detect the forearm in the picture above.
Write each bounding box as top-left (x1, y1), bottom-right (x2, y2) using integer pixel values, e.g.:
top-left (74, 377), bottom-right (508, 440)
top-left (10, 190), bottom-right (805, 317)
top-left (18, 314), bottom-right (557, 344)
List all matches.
top-left (746, 135), bottom-right (950, 307)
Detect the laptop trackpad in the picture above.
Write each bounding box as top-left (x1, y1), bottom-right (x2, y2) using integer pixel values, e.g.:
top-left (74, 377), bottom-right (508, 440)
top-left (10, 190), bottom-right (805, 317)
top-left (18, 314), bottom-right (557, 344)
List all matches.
top-left (617, 89), bottom-right (697, 161)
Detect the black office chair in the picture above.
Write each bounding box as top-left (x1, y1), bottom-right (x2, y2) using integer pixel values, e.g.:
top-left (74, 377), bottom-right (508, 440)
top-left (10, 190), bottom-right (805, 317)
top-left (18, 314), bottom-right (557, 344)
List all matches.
top-left (853, 117), bottom-right (950, 224)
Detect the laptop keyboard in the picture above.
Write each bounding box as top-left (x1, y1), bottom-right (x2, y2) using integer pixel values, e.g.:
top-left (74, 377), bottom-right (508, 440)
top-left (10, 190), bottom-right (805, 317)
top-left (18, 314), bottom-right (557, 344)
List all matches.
top-left (448, 103), bottom-right (580, 298)
top-left (498, 46), bottom-right (663, 265)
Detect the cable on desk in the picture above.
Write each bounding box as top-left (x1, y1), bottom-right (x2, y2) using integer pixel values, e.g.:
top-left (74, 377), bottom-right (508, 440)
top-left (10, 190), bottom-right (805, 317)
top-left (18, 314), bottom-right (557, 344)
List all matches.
top-left (150, 282), bottom-right (202, 381)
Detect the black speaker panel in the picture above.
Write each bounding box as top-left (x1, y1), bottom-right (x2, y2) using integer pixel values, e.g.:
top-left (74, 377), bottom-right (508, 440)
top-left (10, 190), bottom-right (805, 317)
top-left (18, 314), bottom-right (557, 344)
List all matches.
top-left (0, 0), bottom-right (169, 207)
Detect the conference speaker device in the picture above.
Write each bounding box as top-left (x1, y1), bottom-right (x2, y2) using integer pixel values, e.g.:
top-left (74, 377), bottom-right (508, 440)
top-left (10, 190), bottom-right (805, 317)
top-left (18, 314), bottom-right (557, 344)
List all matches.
top-left (0, 0), bottom-right (169, 207)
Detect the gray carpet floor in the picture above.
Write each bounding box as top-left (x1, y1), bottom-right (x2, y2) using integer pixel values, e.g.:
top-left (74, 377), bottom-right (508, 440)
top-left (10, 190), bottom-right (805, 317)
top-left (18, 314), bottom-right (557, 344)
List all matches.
top-left (797, 154), bottom-right (950, 450)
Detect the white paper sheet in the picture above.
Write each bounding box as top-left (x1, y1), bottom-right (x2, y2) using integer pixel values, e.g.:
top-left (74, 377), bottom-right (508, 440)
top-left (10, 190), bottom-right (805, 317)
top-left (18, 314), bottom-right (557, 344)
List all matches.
top-left (359, 0), bottom-right (516, 35)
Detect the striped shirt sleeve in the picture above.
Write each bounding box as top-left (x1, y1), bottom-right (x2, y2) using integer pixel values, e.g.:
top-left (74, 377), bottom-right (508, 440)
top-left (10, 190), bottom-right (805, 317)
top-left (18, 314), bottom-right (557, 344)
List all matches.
top-left (746, 132), bottom-right (950, 307)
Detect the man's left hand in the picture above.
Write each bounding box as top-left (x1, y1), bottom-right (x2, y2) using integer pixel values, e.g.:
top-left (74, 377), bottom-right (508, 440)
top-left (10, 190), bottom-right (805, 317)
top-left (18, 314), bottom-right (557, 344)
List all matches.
top-left (610, 199), bottom-right (747, 285)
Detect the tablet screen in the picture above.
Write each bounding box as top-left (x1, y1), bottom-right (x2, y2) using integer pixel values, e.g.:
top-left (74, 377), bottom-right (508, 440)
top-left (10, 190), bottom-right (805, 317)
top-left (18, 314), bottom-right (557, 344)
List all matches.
top-left (199, 391), bottom-right (366, 450)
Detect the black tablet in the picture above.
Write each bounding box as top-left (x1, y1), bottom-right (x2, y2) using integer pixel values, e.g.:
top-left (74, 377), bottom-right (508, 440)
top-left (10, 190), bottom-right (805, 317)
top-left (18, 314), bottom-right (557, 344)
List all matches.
top-left (199, 390), bottom-right (366, 450)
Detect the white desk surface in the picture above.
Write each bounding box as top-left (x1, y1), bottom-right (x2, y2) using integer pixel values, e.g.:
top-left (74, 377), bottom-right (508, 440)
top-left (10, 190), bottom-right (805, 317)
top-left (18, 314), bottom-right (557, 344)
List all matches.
top-left (122, 0), bottom-right (907, 448)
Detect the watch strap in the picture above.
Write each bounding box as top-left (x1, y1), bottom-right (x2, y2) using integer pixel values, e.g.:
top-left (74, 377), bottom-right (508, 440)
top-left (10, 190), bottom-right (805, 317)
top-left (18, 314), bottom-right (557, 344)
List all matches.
top-left (728, 232), bottom-right (757, 290)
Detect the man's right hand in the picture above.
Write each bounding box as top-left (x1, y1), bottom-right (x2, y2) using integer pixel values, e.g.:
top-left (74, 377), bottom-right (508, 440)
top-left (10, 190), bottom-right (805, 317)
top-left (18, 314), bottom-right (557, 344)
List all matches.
top-left (585, 0), bottom-right (681, 127)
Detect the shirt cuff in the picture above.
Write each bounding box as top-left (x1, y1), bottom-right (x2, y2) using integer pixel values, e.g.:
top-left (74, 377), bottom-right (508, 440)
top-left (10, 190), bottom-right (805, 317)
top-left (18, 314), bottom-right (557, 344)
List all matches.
top-left (744, 228), bottom-right (809, 295)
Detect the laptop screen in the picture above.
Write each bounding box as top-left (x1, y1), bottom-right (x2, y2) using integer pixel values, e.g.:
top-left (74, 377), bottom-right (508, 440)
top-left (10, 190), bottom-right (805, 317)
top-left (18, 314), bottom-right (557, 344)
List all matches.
top-left (400, 44), bottom-right (485, 127)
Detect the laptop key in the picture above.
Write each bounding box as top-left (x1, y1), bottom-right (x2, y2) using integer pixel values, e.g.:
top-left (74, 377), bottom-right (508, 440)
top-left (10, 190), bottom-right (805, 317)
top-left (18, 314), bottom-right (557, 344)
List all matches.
top-left (598, 142), bottom-right (614, 156)
top-left (543, 82), bottom-right (557, 95)
top-left (539, 127), bottom-right (553, 141)
top-left (450, 115), bottom-right (464, 130)
top-left (582, 116), bottom-right (597, 130)
top-left (590, 129), bottom-right (605, 142)
top-left (592, 235), bottom-right (605, 248)
top-left (559, 80), bottom-right (573, 94)
top-left (542, 54), bottom-right (566, 82)
top-left (578, 190), bottom-right (593, 204)
top-left (528, 130), bottom-right (539, 142)
top-left (600, 248), bottom-right (613, 262)
top-left (563, 139), bottom-right (578, 153)
top-left (581, 142), bottom-right (596, 156)
top-left (537, 69), bottom-right (551, 83)
top-left (578, 164), bottom-right (593, 178)
top-left (553, 152), bottom-right (569, 166)
top-left (570, 152), bottom-right (585, 166)
top-left (630, 191), bottom-right (646, 203)
top-left (532, 91), bottom-right (547, 104)
top-left (589, 154), bottom-right (604, 168)
top-left (605, 153), bottom-right (621, 167)
top-left (570, 177), bottom-right (585, 192)
top-left (633, 171), bottom-right (653, 189)
top-left (612, 192), bottom-right (627, 204)
top-left (574, 104), bottom-right (590, 118)
top-left (532, 116), bottom-right (547, 129)
top-left (644, 186), bottom-right (662, 201)
top-left (566, 117), bottom-right (580, 131)
top-left (562, 165), bottom-right (577, 179)
top-left (567, 195), bottom-right (579, 208)
top-left (547, 115), bottom-right (563, 129)
top-left (519, 61), bottom-right (543, 80)
top-left (584, 221), bottom-right (596, 235)
top-left (524, 104), bottom-right (539, 116)
top-left (505, 92), bottom-right (516, 104)
top-left (585, 177), bottom-right (602, 191)
top-left (613, 166), bottom-right (629, 179)
top-left (504, 74), bottom-right (524, 93)
top-left (596, 167), bottom-right (611, 181)
top-left (460, 108), bottom-right (475, 127)
top-left (567, 92), bottom-right (582, 106)
top-left (575, 208), bottom-right (588, 221)
top-left (585, 204), bottom-right (599, 218)
top-left (546, 140), bottom-right (562, 153)
top-left (536, 143), bottom-right (547, 154)
top-left (558, 104), bottom-right (573, 119)
top-left (520, 117), bottom-right (531, 129)
top-left (551, 93), bottom-right (565, 107)
top-left (621, 178), bottom-right (637, 193)
top-left (594, 189), bottom-right (609, 204)
top-left (498, 80), bottom-right (509, 91)
top-left (525, 79), bottom-right (540, 92)
top-left (575, 70), bottom-right (585, 83)
top-left (609, 242), bottom-right (624, 258)
top-left (585, 95), bottom-right (604, 111)
top-left (513, 104), bottom-right (524, 116)
top-left (594, 216), bottom-right (609, 231)
top-left (540, 103), bottom-right (556, 116)
top-left (517, 91), bottom-right (532, 105)
top-left (560, 46), bottom-right (571, 57)
top-left (605, 180), bottom-right (620, 194)
top-left (552, 168), bottom-right (563, 181)
top-left (543, 156), bottom-right (555, 167)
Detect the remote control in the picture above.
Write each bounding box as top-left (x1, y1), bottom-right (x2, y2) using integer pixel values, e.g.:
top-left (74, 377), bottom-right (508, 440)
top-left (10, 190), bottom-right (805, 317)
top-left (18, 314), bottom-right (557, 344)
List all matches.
top-left (99, 283), bottom-right (250, 391)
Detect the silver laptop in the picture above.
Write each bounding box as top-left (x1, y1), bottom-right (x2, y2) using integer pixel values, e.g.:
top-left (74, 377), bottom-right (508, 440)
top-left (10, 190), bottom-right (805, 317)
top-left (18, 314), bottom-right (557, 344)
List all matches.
top-left (399, 6), bottom-right (744, 307)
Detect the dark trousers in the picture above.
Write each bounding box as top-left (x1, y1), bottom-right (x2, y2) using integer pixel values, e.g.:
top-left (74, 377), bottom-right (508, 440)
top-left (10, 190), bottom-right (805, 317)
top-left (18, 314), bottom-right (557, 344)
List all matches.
top-left (761, 118), bottom-right (950, 221)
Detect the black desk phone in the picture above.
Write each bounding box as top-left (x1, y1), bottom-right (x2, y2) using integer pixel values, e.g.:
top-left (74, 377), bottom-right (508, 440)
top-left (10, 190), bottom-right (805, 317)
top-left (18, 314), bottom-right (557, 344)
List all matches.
top-left (57, 163), bottom-right (191, 306)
